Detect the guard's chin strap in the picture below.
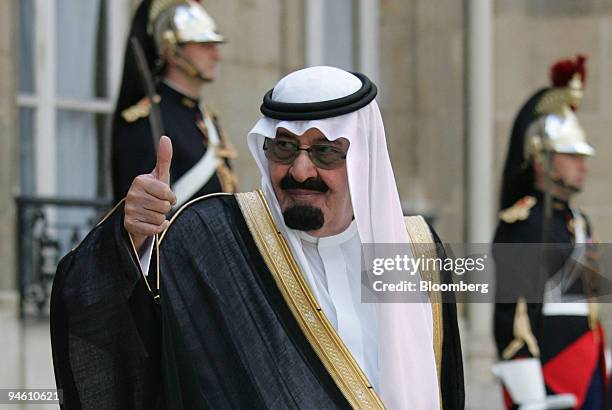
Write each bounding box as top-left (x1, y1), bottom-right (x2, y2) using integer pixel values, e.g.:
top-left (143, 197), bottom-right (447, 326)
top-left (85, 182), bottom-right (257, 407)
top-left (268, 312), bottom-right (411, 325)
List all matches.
top-left (550, 173), bottom-right (581, 194)
top-left (535, 155), bottom-right (581, 195)
top-left (172, 46), bottom-right (213, 83)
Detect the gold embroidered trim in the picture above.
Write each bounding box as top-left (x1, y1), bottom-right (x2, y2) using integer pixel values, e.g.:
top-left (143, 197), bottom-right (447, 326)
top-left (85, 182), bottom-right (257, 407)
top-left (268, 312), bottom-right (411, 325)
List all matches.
top-left (236, 190), bottom-right (385, 410)
top-left (404, 215), bottom-right (443, 409)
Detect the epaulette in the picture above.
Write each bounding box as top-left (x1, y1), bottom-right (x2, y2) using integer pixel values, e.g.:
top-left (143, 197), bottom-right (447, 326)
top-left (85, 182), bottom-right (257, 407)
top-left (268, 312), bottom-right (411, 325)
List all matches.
top-left (121, 95), bottom-right (161, 123)
top-left (499, 196), bottom-right (537, 224)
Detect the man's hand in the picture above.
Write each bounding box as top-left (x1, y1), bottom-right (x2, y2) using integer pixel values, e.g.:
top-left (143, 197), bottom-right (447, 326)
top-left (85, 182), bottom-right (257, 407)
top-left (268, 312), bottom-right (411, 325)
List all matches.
top-left (124, 136), bottom-right (177, 252)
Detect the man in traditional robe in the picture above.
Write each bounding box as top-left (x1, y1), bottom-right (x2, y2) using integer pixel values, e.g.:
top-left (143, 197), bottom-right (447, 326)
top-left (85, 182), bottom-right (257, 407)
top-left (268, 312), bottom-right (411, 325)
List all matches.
top-left (51, 67), bottom-right (464, 409)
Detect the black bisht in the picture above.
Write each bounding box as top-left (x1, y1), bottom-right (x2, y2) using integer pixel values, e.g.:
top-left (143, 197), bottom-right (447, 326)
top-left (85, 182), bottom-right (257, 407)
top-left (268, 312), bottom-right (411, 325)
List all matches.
top-left (51, 195), bottom-right (465, 409)
top-left (50, 198), bottom-right (354, 409)
top-left (50, 204), bottom-right (162, 409)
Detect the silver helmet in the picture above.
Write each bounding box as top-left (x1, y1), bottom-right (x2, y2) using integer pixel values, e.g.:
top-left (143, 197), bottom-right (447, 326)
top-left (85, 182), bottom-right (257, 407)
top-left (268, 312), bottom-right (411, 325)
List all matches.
top-left (525, 73), bottom-right (595, 160)
top-left (147, 0), bottom-right (225, 81)
top-left (148, 0), bottom-right (225, 61)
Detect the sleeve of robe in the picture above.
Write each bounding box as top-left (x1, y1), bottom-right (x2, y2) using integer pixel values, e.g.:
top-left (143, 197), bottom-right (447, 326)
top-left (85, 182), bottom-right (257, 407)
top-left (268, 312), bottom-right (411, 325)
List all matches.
top-left (50, 203), bottom-right (163, 409)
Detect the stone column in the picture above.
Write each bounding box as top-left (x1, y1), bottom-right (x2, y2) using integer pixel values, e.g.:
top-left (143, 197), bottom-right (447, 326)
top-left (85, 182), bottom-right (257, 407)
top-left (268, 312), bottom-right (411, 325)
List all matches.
top-left (0, 0), bottom-right (18, 298)
top-left (466, 0), bottom-right (494, 336)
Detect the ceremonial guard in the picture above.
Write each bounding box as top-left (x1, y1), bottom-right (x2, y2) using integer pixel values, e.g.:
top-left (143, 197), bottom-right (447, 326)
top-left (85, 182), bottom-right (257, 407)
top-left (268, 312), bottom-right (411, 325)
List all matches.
top-left (111, 0), bottom-right (237, 207)
top-left (494, 56), bottom-right (608, 409)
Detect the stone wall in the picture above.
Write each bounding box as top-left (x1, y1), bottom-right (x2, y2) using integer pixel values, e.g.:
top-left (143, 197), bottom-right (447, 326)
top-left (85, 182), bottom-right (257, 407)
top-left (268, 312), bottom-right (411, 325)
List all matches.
top-left (379, 0), bottom-right (465, 242)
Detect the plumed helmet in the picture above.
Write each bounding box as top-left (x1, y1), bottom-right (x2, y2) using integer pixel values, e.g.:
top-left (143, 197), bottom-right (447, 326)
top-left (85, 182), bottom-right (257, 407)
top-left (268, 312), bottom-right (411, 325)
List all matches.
top-left (524, 55), bottom-right (594, 159)
top-left (499, 55), bottom-right (594, 209)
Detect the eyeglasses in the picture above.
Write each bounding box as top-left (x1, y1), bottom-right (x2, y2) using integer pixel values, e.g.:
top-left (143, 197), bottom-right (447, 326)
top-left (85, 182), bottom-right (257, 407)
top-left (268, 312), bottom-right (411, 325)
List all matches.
top-left (263, 138), bottom-right (347, 170)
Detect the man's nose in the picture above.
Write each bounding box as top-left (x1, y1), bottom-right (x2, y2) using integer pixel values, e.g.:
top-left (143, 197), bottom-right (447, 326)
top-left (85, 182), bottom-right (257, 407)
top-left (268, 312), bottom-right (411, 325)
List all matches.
top-left (581, 158), bottom-right (589, 173)
top-left (210, 44), bottom-right (221, 61)
top-left (289, 151), bottom-right (318, 182)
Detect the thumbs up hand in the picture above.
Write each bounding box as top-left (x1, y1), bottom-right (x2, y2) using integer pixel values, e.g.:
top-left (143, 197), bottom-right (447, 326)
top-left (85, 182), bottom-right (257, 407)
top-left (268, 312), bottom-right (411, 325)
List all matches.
top-left (124, 136), bottom-right (177, 251)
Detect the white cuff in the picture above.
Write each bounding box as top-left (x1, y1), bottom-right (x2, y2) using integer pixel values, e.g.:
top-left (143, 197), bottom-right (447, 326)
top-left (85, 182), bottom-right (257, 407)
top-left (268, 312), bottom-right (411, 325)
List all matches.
top-left (138, 236), bottom-right (154, 277)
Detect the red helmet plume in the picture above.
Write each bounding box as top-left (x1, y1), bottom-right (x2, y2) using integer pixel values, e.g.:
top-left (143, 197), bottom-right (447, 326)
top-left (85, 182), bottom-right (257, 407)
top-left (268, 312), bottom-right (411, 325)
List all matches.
top-left (550, 54), bottom-right (587, 87)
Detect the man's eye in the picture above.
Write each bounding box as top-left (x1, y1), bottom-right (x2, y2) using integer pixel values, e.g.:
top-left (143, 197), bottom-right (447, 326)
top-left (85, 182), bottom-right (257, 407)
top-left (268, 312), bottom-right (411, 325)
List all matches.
top-left (276, 140), bottom-right (296, 150)
top-left (314, 145), bottom-right (340, 154)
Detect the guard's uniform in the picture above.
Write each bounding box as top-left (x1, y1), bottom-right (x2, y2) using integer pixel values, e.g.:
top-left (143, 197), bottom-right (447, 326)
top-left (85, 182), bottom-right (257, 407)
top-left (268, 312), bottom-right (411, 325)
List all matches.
top-left (110, 0), bottom-right (236, 206)
top-left (112, 81), bottom-right (237, 204)
top-left (493, 55), bottom-right (608, 409)
top-left (494, 191), bottom-right (606, 409)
